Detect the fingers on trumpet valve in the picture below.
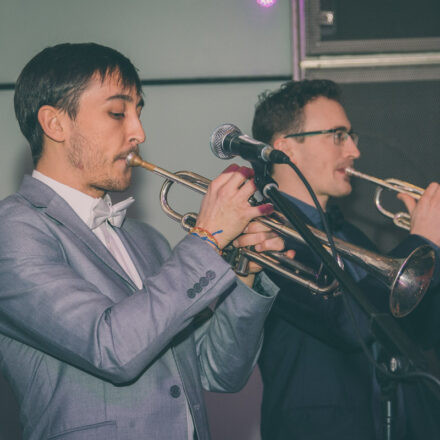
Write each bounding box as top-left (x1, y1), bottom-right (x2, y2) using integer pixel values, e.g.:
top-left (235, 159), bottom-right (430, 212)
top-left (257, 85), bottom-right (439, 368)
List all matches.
top-left (404, 182), bottom-right (440, 246)
top-left (233, 221), bottom-right (295, 257)
top-left (397, 192), bottom-right (417, 215)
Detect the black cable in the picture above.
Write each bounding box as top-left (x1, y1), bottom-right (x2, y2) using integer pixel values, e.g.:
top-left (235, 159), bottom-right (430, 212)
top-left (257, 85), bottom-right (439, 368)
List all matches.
top-left (402, 371), bottom-right (440, 389)
top-left (286, 161), bottom-right (338, 259)
top-left (285, 159), bottom-right (380, 367)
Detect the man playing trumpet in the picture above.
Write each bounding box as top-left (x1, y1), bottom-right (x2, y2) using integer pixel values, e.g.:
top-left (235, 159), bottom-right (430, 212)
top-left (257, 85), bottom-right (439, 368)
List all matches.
top-left (0, 42), bottom-right (286, 440)
top-left (252, 79), bottom-right (440, 440)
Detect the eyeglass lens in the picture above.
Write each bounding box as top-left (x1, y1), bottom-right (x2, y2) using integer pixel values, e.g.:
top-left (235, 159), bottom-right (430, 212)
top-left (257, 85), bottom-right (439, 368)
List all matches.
top-left (334, 130), bottom-right (359, 146)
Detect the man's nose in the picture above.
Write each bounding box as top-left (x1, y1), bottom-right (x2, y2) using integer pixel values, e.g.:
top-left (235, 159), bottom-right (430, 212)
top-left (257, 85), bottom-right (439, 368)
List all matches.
top-left (129, 117), bottom-right (146, 145)
top-left (345, 136), bottom-right (360, 159)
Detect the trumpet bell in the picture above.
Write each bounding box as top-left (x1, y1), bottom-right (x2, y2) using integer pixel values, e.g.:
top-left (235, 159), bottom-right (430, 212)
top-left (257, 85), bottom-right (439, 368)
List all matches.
top-left (390, 245), bottom-right (435, 317)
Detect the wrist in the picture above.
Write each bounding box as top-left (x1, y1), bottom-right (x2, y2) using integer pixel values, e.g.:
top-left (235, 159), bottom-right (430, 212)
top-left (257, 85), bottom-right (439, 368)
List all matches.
top-left (189, 227), bottom-right (224, 253)
top-left (237, 273), bottom-right (256, 288)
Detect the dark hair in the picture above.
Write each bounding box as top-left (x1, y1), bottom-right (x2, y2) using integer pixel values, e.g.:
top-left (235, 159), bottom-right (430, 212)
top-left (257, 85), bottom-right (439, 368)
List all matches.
top-left (251, 79), bottom-right (342, 144)
top-left (14, 43), bottom-right (142, 165)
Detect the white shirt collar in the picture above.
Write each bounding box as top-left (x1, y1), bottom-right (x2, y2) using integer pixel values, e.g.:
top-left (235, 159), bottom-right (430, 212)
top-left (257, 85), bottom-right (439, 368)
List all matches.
top-left (32, 170), bottom-right (102, 227)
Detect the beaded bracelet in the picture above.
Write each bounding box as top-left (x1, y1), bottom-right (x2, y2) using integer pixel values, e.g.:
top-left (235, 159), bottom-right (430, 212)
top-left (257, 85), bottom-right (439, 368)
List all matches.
top-left (189, 227), bottom-right (223, 254)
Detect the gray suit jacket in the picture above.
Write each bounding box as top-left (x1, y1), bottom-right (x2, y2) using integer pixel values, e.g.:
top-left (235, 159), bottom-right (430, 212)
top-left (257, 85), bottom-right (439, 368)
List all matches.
top-left (0, 176), bottom-right (277, 440)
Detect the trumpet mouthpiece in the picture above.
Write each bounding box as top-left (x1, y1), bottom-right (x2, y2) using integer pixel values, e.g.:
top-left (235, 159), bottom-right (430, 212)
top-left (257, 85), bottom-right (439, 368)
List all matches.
top-left (126, 152), bottom-right (141, 167)
top-left (125, 152), bottom-right (156, 172)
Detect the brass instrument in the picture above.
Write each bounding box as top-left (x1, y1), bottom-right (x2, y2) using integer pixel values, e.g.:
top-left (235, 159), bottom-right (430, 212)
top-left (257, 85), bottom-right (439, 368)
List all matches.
top-left (346, 168), bottom-right (423, 231)
top-left (127, 153), bottom-right (435, 318)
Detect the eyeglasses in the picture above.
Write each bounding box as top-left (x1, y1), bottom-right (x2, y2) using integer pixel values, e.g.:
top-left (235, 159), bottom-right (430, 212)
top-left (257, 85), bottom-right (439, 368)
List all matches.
top-left (284, 128), bottom-right (359, 147)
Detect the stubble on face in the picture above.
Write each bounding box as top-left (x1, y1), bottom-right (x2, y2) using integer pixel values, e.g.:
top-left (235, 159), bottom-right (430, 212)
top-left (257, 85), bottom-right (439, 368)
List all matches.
top-left (68, 126), bottom-right (133, 194)
top-left (67, 129), bottom-right (86, 170)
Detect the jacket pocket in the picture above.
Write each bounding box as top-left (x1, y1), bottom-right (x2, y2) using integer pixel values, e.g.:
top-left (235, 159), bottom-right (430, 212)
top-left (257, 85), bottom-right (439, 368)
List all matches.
top-left (47, 421), bottom-right (116, 439)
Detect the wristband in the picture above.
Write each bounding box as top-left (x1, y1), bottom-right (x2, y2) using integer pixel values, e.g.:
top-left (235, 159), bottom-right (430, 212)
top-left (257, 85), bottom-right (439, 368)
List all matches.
top-left (189, 227), bottom-right (223, 254)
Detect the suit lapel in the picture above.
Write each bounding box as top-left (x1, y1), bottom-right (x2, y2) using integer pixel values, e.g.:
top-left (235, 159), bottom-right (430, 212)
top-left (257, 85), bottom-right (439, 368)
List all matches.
top-left (115, 225), bottom-right (156, 284)
top-left (19, 175), bottom-right (136, 289)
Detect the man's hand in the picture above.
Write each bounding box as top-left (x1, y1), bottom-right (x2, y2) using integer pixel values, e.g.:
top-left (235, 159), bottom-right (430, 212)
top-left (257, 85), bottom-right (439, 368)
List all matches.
top-left (232, 221), bottom-right (295, 287)
top-left (195, 164), bottom-right (273, 250)
top-left (398, 182), bottom-right (440, 246)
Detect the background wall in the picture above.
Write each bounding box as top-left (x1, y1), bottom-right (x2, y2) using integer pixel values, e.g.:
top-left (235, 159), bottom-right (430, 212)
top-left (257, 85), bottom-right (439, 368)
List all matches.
top-left (1, 1), bottom-right (439, 439)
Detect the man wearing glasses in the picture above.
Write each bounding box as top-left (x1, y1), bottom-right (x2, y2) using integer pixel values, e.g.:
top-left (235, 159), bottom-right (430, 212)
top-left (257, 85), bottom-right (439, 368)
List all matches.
top-left (251, 79), bottom-right (440, 439)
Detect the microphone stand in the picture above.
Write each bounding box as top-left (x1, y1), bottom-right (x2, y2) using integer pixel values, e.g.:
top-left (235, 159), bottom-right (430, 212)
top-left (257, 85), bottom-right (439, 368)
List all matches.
top-left (251, 160), bottom-right (439, 439)
top-left (375, 347), bottom-right (407, 440)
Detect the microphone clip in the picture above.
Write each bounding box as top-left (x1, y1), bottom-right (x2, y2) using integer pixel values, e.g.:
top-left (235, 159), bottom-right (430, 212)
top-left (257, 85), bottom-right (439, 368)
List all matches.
top-left (251, 159), bottom-right (279, 196)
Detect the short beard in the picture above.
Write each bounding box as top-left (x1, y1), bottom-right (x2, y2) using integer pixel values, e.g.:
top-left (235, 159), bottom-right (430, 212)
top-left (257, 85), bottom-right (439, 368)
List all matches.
top-left (68, 130), bottom-right (131, 194)
top-left (67, 130), bottom-right (88, 170)
top-left (90, 176), bottom-right (131, 194)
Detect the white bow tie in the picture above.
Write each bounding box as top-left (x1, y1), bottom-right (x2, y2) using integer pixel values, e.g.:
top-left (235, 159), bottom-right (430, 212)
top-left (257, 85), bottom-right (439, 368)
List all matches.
top-left (88, 194), bottom-right (135, 229)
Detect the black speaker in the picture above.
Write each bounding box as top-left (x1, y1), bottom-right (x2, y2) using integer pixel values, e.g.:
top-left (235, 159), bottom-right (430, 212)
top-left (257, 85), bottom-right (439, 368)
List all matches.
top-left (305, 0), bottom-right (440, 55)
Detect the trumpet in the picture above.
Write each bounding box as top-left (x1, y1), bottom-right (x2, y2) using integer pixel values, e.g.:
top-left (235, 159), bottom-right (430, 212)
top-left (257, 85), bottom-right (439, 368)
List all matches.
top-left (127, 153), bottom-right (435, 318)
top-left (346, 168), bottom-right (423, 230)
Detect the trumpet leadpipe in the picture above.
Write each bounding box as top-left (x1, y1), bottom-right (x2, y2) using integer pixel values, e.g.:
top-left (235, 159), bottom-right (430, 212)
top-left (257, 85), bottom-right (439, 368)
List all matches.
top-left (127, 152), bottom-right (207, 195)
top-left (345, 167), bottom-right (423, 199)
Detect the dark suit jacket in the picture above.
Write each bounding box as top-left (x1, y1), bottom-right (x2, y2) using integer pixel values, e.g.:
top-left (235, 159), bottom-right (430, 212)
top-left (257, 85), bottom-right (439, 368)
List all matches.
top-left (259, 200), bottom-right (440, 440)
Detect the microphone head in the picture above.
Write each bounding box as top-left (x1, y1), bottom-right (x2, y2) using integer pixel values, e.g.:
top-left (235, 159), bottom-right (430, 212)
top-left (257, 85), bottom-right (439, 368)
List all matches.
top-left (210, 123), bottom-right (242, 159)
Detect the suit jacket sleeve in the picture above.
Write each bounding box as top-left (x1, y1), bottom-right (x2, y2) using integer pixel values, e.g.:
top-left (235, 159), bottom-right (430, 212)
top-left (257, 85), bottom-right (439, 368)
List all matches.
top-left (194, 273), bottom-right (278, 392)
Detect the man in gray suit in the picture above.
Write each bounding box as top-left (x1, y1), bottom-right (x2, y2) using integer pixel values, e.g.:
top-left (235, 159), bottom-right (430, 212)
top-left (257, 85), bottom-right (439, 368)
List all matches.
top-left (0, 43), bottom-right (284, 440)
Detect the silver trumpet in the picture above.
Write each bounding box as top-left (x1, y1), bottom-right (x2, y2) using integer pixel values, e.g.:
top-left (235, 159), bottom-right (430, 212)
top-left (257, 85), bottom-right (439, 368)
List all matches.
top-left (346, 168), bottom-right (424, 231)
top-left (127, 152), bottom-right (435, 318)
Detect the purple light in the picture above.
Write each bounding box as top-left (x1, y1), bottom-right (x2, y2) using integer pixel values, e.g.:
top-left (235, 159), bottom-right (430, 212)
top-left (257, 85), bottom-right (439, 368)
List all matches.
top-left (257, 0), bottom-right (277, 7)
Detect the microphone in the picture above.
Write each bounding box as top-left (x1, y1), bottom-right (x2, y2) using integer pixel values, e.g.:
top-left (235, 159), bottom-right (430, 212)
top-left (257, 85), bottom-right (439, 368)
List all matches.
top-left (210, 123), bottom-right (289, 164)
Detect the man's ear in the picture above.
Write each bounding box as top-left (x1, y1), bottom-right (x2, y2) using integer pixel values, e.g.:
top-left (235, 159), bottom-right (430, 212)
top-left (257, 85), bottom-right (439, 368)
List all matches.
top-left (273, 137), bottom-right (295, 162)
top-left (37, 106), bottom-right (67, 143)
